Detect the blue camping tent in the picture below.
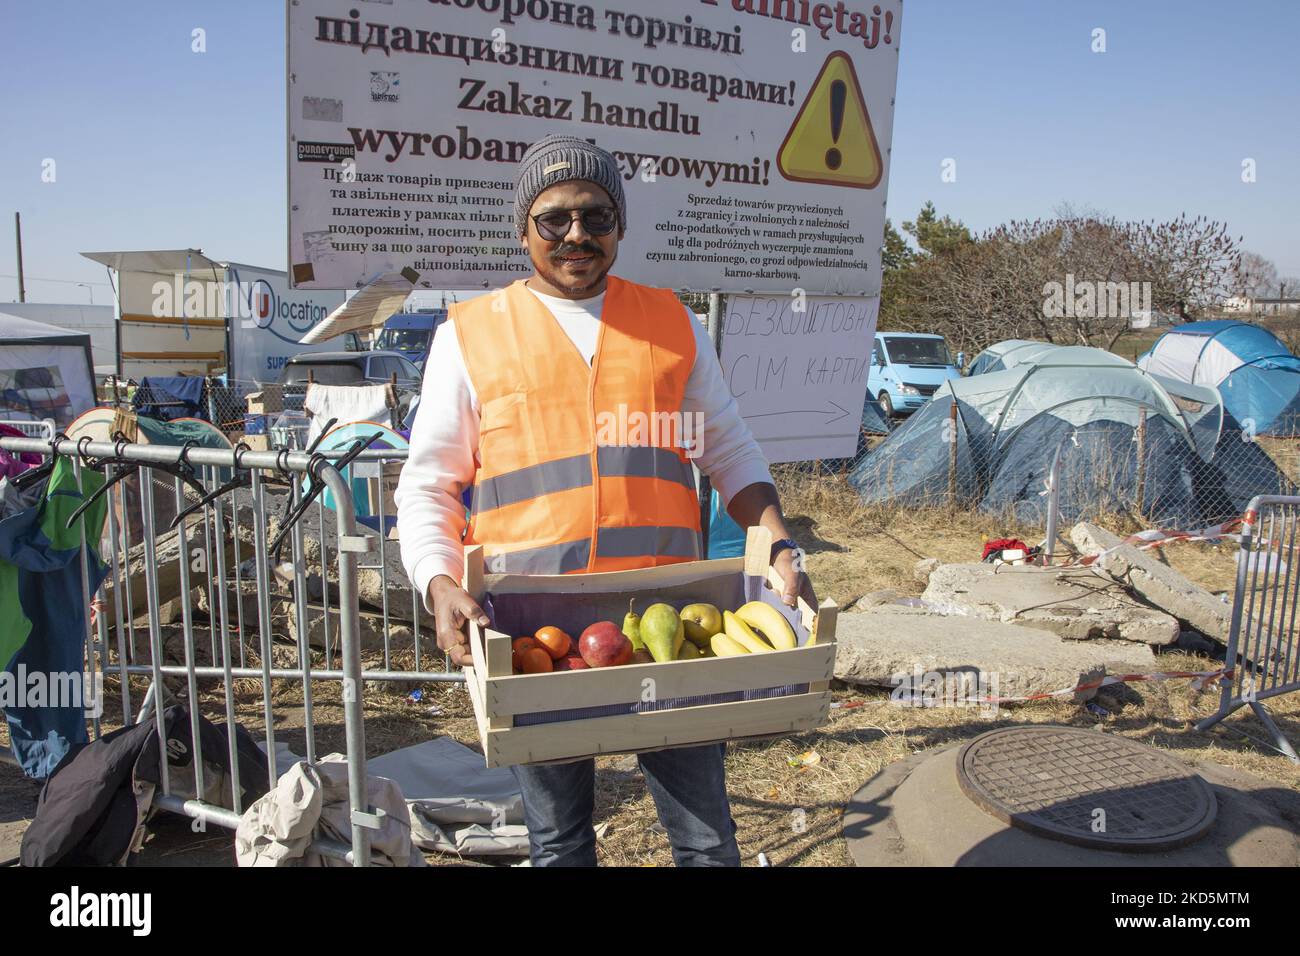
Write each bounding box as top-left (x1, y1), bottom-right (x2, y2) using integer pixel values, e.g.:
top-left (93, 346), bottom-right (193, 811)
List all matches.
top-left (1138, 321), bottom-right (1300, 436)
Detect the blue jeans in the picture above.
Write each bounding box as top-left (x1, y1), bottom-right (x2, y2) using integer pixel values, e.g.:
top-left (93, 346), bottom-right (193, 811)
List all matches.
top-left (510, 742), bottom-right (740, 867)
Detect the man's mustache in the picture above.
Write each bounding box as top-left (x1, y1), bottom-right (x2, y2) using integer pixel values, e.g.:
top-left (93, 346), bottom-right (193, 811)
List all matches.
top-left (550, 242), bottom-right (603, 260)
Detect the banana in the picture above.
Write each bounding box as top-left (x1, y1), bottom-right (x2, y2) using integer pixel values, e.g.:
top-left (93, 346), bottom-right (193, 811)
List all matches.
top-left (723, 610), bottom-right (775, 654)
top-left (735, 600), bottom-right (798, 650)
top-left (710, 632), bottom-right (749, 657)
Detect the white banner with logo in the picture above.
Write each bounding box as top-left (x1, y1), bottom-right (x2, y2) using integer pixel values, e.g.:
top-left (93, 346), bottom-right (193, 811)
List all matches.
top-left (287, 0), bottom-right (902, 293)
top-left (224, 264), bottom-right (345, 383)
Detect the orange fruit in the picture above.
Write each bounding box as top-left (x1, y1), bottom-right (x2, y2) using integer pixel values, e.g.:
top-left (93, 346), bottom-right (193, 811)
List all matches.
top-left (519, 647), bottom-right (553, 674)
top-left (533, 626), bottom-right (572, 661)
top-left (512, 636), bottom-right (540, 672)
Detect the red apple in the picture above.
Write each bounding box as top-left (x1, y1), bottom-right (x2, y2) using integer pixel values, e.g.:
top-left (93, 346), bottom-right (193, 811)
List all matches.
top-left (579, 621), bottom-right (633, 668)
top-left (554, 656), bottom-right (590, 671)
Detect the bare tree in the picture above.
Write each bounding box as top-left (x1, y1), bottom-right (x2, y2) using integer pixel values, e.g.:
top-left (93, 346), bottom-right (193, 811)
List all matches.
top-left (880, 207), bottom-right (1241, 357)
top-left (1120, 215), bottom-right (1240, 323)
top-left (1235, 251), bottom-right (1279, 298)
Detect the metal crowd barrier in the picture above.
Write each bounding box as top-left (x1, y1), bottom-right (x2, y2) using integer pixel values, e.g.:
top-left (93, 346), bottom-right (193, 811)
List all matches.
top-left (0, 435), bottom-right (459, 865)
top-left (0, 418), bottom-right (56, 440)
top-left (1196, 495), bottom-right (1300, 763)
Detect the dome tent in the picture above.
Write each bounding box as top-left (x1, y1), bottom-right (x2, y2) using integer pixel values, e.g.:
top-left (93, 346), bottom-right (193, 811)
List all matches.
top-left (850, 348), bottom-right (1237, 526)
top-left (1138, 320), bottom-right (1300, 436)
top-left (967, 340), bottom-right (1054, 376)
top-left (967, 340), bottom-right (1136, 377)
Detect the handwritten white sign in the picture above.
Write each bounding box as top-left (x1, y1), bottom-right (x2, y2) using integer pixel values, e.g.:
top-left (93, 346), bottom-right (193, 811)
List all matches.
top-left (720, 293), bottom-right (877, 464)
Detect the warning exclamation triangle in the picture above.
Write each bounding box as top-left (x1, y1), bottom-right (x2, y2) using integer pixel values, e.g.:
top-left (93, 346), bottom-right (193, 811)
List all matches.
top-left (777, 52), bottom-right (883, 189)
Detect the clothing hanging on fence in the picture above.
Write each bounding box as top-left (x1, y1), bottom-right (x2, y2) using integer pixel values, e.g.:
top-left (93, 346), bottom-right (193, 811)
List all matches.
top-left (20, 704), bottom-right (269, 867)
top-left (0, 456), bottom-right (108, 778)
top-left (0, 424), bottom-right (42, 479)
top-left (235, 755), bottom-right (424, 867)
top-left (304, 382), bottom-right (395, 445)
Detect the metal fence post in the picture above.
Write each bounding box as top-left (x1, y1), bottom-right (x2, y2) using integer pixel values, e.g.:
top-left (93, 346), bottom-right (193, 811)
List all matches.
top-left (947, 400), bottom-right (959, 506)
top-left (320, 461), bottom-right (373, 866)
top-left (1134, 408), bottom-right (1147, 519)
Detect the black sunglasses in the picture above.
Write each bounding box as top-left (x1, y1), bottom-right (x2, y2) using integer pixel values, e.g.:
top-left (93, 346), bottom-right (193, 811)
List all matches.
top-left (531, 205), bottom-right (619, 241)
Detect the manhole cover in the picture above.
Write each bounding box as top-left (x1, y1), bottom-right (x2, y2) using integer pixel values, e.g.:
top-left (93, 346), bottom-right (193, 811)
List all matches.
top-left (956, 726), bottom-right (1216, 851)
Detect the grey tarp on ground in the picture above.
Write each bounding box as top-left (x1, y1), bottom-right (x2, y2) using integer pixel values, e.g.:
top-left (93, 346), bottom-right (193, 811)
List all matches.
top-left (367, 737), bottom-right (530, 857)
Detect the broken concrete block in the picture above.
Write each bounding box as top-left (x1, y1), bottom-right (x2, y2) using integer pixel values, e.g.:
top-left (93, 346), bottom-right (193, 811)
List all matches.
top-left (285, 605), bottom-right (431, 654)
top-left (1070, 522), bottom-right (1123, 558)
top-left (921, 562), bottom-right (1180, 646)
top-left (104, 501), bottom-right (260, 625)
top-left (1096, 545), bottom-right (1231, 643)
top-left (914, 558), bottom-right (942, 585)
top-left (849, 589), bottom-right (899, 611)
top-left (834, 608), bottom-right (1157, 701)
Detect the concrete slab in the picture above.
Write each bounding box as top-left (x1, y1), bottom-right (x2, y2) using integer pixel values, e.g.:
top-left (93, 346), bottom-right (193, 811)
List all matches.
top-left (922, 562), bottom-right (1180, 646)
top-left (1070, 521), bottom-right (1125, 557)
top-left (1103, 547), bottom-right (1231, 642)
top-left (1072, 521), bottom-right (1235, 642)
top-left (835, 609), bottom-right (1157, 701)
top-left (845, 740), bottom-right (1300, 867)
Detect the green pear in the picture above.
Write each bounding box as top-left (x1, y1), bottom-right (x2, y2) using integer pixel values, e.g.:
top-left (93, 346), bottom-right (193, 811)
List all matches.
top-left (622, 598), bottom-right (645, 651)
top-left (680, 603), bottom-right (723, 647)
top-left (676, 641), bottom-right (702, 660)
top-left (641, 602), bottom-right (684, 663)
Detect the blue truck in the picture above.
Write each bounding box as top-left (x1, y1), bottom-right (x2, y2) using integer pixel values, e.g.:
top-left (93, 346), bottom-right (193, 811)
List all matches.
top-left (374, 310), bottom-right (447, 370)
top-left (868, 332), bottom-right (963, 418)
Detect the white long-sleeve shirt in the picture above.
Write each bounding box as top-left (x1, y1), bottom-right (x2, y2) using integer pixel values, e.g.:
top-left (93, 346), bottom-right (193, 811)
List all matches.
top-left (394, 284), bottom-right (773, 605)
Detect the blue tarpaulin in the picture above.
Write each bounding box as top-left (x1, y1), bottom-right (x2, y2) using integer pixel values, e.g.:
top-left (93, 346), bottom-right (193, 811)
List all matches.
top-left (132, 375), bottom-right (206, 421)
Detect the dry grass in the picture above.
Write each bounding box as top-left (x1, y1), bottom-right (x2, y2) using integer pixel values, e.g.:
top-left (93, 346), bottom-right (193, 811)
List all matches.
top-left (7, 474), bottom-right (1298, 867)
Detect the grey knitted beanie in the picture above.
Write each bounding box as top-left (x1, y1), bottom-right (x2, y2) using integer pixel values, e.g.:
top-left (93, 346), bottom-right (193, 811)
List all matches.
top-left (514, 135), bottom-right (626, 239)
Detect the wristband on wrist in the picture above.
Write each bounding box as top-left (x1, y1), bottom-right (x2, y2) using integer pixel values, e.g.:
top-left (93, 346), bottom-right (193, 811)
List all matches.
top-left (770, 537), bottom-right (799, 564)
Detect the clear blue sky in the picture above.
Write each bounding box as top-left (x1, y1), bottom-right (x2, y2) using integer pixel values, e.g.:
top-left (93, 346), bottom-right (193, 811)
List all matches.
top-left (2, 0), bottom-right (1297, 304)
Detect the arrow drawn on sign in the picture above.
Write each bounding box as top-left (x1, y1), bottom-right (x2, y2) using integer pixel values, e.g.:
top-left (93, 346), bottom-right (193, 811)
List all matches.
top-left (745, 400), bottom-right (850, 426)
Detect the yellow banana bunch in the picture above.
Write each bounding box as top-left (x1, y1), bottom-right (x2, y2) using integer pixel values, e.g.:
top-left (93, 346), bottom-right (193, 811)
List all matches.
top-left (709, 631), bottom-right (749, 657)
top-left (723, 610), bottom-right (775, 653)
top-left (734, 601), bottom-right (798, 650)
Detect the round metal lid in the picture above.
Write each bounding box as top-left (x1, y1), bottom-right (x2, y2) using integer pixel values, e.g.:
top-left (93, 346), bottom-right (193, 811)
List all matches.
top-left (956, 726), bottom-right (1217, 851)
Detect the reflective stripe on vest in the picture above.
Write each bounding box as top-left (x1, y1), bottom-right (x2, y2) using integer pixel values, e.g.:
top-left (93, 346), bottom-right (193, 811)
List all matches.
top-left (470, 445), bottom-right (697, 517)
top-left (453, 276), bottom-right (701, 573)
top-left (481, 524), bottom-right (700, 574)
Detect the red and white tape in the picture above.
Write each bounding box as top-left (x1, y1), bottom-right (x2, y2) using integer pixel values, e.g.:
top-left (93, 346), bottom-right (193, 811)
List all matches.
top-left (1067, 518), bottom-right (1243, 568)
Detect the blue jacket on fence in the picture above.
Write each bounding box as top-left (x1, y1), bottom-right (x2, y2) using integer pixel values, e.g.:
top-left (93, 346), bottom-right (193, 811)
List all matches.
top-left (0, 457), bottom-right (108, 778)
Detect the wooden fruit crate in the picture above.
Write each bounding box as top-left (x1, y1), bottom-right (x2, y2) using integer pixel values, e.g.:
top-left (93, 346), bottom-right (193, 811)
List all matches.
top-left (462, 527), bottom-right (837, 768)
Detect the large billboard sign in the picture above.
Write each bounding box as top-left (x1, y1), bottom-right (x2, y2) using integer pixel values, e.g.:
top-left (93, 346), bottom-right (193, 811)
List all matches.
top-left (287, 0), bottom-right (902, 294)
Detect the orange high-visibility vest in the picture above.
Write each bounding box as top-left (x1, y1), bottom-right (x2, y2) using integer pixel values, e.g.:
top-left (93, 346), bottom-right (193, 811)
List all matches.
top-left (452, 276), bottom-right (702, 574)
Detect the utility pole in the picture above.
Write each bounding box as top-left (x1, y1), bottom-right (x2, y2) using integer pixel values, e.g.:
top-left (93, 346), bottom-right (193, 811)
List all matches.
top-left (14, 212), bottom-right (26, 302)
